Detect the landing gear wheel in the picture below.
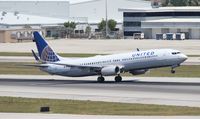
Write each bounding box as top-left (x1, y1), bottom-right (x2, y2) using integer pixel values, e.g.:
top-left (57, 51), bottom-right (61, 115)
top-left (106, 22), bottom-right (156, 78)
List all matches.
top-left (171, 69), bottom-right (176, 74)
top-left (115, 75), bottom-right (122, 82)
top-left (97, 76), bottom-right (105, 83)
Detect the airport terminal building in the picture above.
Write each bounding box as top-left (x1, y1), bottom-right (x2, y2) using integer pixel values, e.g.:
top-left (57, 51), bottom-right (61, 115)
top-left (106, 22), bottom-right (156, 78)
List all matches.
top-left (120, 7), bottom-right (200, 39)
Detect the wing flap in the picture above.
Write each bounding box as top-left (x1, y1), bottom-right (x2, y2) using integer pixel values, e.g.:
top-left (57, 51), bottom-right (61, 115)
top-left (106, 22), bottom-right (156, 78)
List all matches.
top-left (24, 64), bottom-right (49, 68)
top-left (51, 62), bottom-right (102, 68)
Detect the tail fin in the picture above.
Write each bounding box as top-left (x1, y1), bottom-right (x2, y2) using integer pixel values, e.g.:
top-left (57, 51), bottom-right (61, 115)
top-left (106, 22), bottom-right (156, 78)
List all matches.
top-left (33, 31), bottom-right (60, 62)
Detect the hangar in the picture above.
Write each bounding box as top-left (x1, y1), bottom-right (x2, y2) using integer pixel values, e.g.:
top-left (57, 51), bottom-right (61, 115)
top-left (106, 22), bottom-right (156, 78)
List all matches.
top-left (70, 0), bottom-right (151, 33)
top-left (0, 12), bottom-right (66, 43)
top-left (0, 0), bottom-right (152, 41)
top-left (70, 0), bottom-right (151, 23)
top-left (0, 0), bottom-right (69, 42)
top-left (0, 0), bottom-right (69, 19)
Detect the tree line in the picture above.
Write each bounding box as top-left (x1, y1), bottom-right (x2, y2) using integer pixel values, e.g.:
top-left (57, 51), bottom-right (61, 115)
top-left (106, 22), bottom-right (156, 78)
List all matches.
top-left (64, 19), bottom-right (117, 38)
top-left (161, 0), bottom-right (200, 6)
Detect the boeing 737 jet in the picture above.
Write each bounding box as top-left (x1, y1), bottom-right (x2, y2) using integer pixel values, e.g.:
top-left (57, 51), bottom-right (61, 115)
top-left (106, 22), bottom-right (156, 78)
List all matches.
top-left (30, 31), bottom-right (188, 82)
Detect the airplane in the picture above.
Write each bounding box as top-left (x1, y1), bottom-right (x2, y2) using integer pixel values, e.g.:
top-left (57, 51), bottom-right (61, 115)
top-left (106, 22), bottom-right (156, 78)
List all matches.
top-left (30, 31), bottom-right (188, 83)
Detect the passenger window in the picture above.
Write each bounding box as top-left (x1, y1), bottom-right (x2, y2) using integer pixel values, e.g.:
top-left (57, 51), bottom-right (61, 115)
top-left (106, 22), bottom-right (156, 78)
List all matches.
top-left (172, 52), bottom-right (181, 55)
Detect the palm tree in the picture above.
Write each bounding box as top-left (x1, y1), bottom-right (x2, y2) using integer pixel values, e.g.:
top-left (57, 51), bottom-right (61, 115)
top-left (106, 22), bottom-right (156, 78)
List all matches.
top-left (188, 0), bottom-right (200, 6)
top-left (170, 0), bottom-right (187, 6)
top-left (161, 0), bottom-right (170, 6)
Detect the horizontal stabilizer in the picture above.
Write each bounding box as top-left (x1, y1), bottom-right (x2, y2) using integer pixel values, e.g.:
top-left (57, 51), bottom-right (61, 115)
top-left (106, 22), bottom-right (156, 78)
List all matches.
top-left (31, 50), bottom-right (40, 61)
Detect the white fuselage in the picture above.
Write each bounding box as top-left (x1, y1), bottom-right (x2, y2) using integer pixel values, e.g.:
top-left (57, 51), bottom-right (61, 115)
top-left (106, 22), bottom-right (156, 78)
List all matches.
top-left (41, 49), bottom-right (187, 77)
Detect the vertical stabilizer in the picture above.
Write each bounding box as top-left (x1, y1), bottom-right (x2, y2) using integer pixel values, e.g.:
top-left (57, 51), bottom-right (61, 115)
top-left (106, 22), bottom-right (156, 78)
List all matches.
top-left (33, 31), bottom-right (60, 62)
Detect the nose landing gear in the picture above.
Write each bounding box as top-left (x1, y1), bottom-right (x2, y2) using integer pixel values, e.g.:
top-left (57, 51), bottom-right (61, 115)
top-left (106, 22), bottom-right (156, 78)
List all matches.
top-left (171, 69), bottom-right (176, 74)
top-left (171, 64), bottom-right (180, 74)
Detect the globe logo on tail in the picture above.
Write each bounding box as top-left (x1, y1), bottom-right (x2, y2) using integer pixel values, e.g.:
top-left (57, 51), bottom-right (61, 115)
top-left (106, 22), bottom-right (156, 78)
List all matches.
top-left (41, 46), bottom-right (60, 62)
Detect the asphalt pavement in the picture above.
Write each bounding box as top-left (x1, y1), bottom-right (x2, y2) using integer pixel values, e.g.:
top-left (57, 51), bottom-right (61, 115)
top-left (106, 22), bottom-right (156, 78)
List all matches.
top-left (0, 75), bottom-right (199, 107)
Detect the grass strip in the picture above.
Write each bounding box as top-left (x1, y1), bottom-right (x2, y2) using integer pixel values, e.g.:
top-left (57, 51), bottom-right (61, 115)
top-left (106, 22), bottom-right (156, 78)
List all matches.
top-left (187, 55), bottom-right (200, 57)
top-left (0, 62), bottom-right (47, 75)
top-left (1, 62), bottom-right (200, 77)
top-left (0, 97), bottom-right (200, 115)
top-left (122, 65), bottom-right (200, 77)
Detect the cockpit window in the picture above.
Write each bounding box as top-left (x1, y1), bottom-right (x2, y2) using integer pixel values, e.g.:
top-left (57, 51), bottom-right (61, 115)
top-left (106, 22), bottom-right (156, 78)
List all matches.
top-left (172, 52), bottom-right (181, 55)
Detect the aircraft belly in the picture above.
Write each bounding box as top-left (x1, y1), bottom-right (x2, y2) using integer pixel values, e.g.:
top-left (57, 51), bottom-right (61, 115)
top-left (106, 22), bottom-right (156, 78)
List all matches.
top-left (61, 68), bottom-right (97, 77)
top-left (124, 61), bottom-right (149, 70)
top-left (156, 58), bottom-right (180, 66)
top-left (125, 58), bottom-right (176, 70)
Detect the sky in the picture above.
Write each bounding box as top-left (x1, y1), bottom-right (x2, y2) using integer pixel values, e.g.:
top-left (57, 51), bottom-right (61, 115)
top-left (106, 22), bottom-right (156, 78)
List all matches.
top-left (0, 0), bottom-right (92, 4)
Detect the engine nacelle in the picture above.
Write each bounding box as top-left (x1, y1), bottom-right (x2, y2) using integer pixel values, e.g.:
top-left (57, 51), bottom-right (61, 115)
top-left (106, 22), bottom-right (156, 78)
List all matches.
top-left (129, 69), bottom-right (148, 75)
top-left (101, 66), bottom-right (120, 76)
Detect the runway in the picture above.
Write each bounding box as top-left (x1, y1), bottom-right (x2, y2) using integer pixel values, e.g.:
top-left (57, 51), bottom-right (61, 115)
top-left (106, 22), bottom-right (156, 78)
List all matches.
top-left (0, 75), bottom-right (200, 107)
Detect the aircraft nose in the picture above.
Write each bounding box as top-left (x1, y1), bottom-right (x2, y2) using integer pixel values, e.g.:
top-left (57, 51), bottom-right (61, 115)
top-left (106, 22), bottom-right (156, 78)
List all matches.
top-left (181, 54), bottom-right (188, 61)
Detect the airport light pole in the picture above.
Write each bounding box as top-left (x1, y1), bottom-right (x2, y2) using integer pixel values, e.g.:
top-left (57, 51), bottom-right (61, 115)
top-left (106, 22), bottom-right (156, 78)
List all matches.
top-left (105, 0), bottom-right (108, 38)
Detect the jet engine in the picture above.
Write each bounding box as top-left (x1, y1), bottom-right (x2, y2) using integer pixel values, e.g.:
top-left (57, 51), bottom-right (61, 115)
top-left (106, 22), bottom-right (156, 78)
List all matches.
top-left (101, 66), bottom-right (120, 76)
top-left (129, 69), bottom-right (148, 75)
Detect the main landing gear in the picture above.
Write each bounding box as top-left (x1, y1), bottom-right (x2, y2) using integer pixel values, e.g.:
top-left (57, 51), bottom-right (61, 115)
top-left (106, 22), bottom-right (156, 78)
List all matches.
top-left (97, 75), bottom-right (123, 83)
top-left (115, 75), bottom-right (122, 82)
top-left (97, 76), bottom-right (105, 83)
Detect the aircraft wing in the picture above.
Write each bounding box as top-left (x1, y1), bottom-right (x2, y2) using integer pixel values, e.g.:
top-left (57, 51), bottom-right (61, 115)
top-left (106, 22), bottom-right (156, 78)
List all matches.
top-left (24, 64), bottom-right (49, 68)
top-left (50, 62), bottom-right (125, 73)
top-left (50, 62), bottom-right (103, 72)
top-left (25, 61), bottom-right (102, 70)
top-left (51, 62), bottom-right (102, 68)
